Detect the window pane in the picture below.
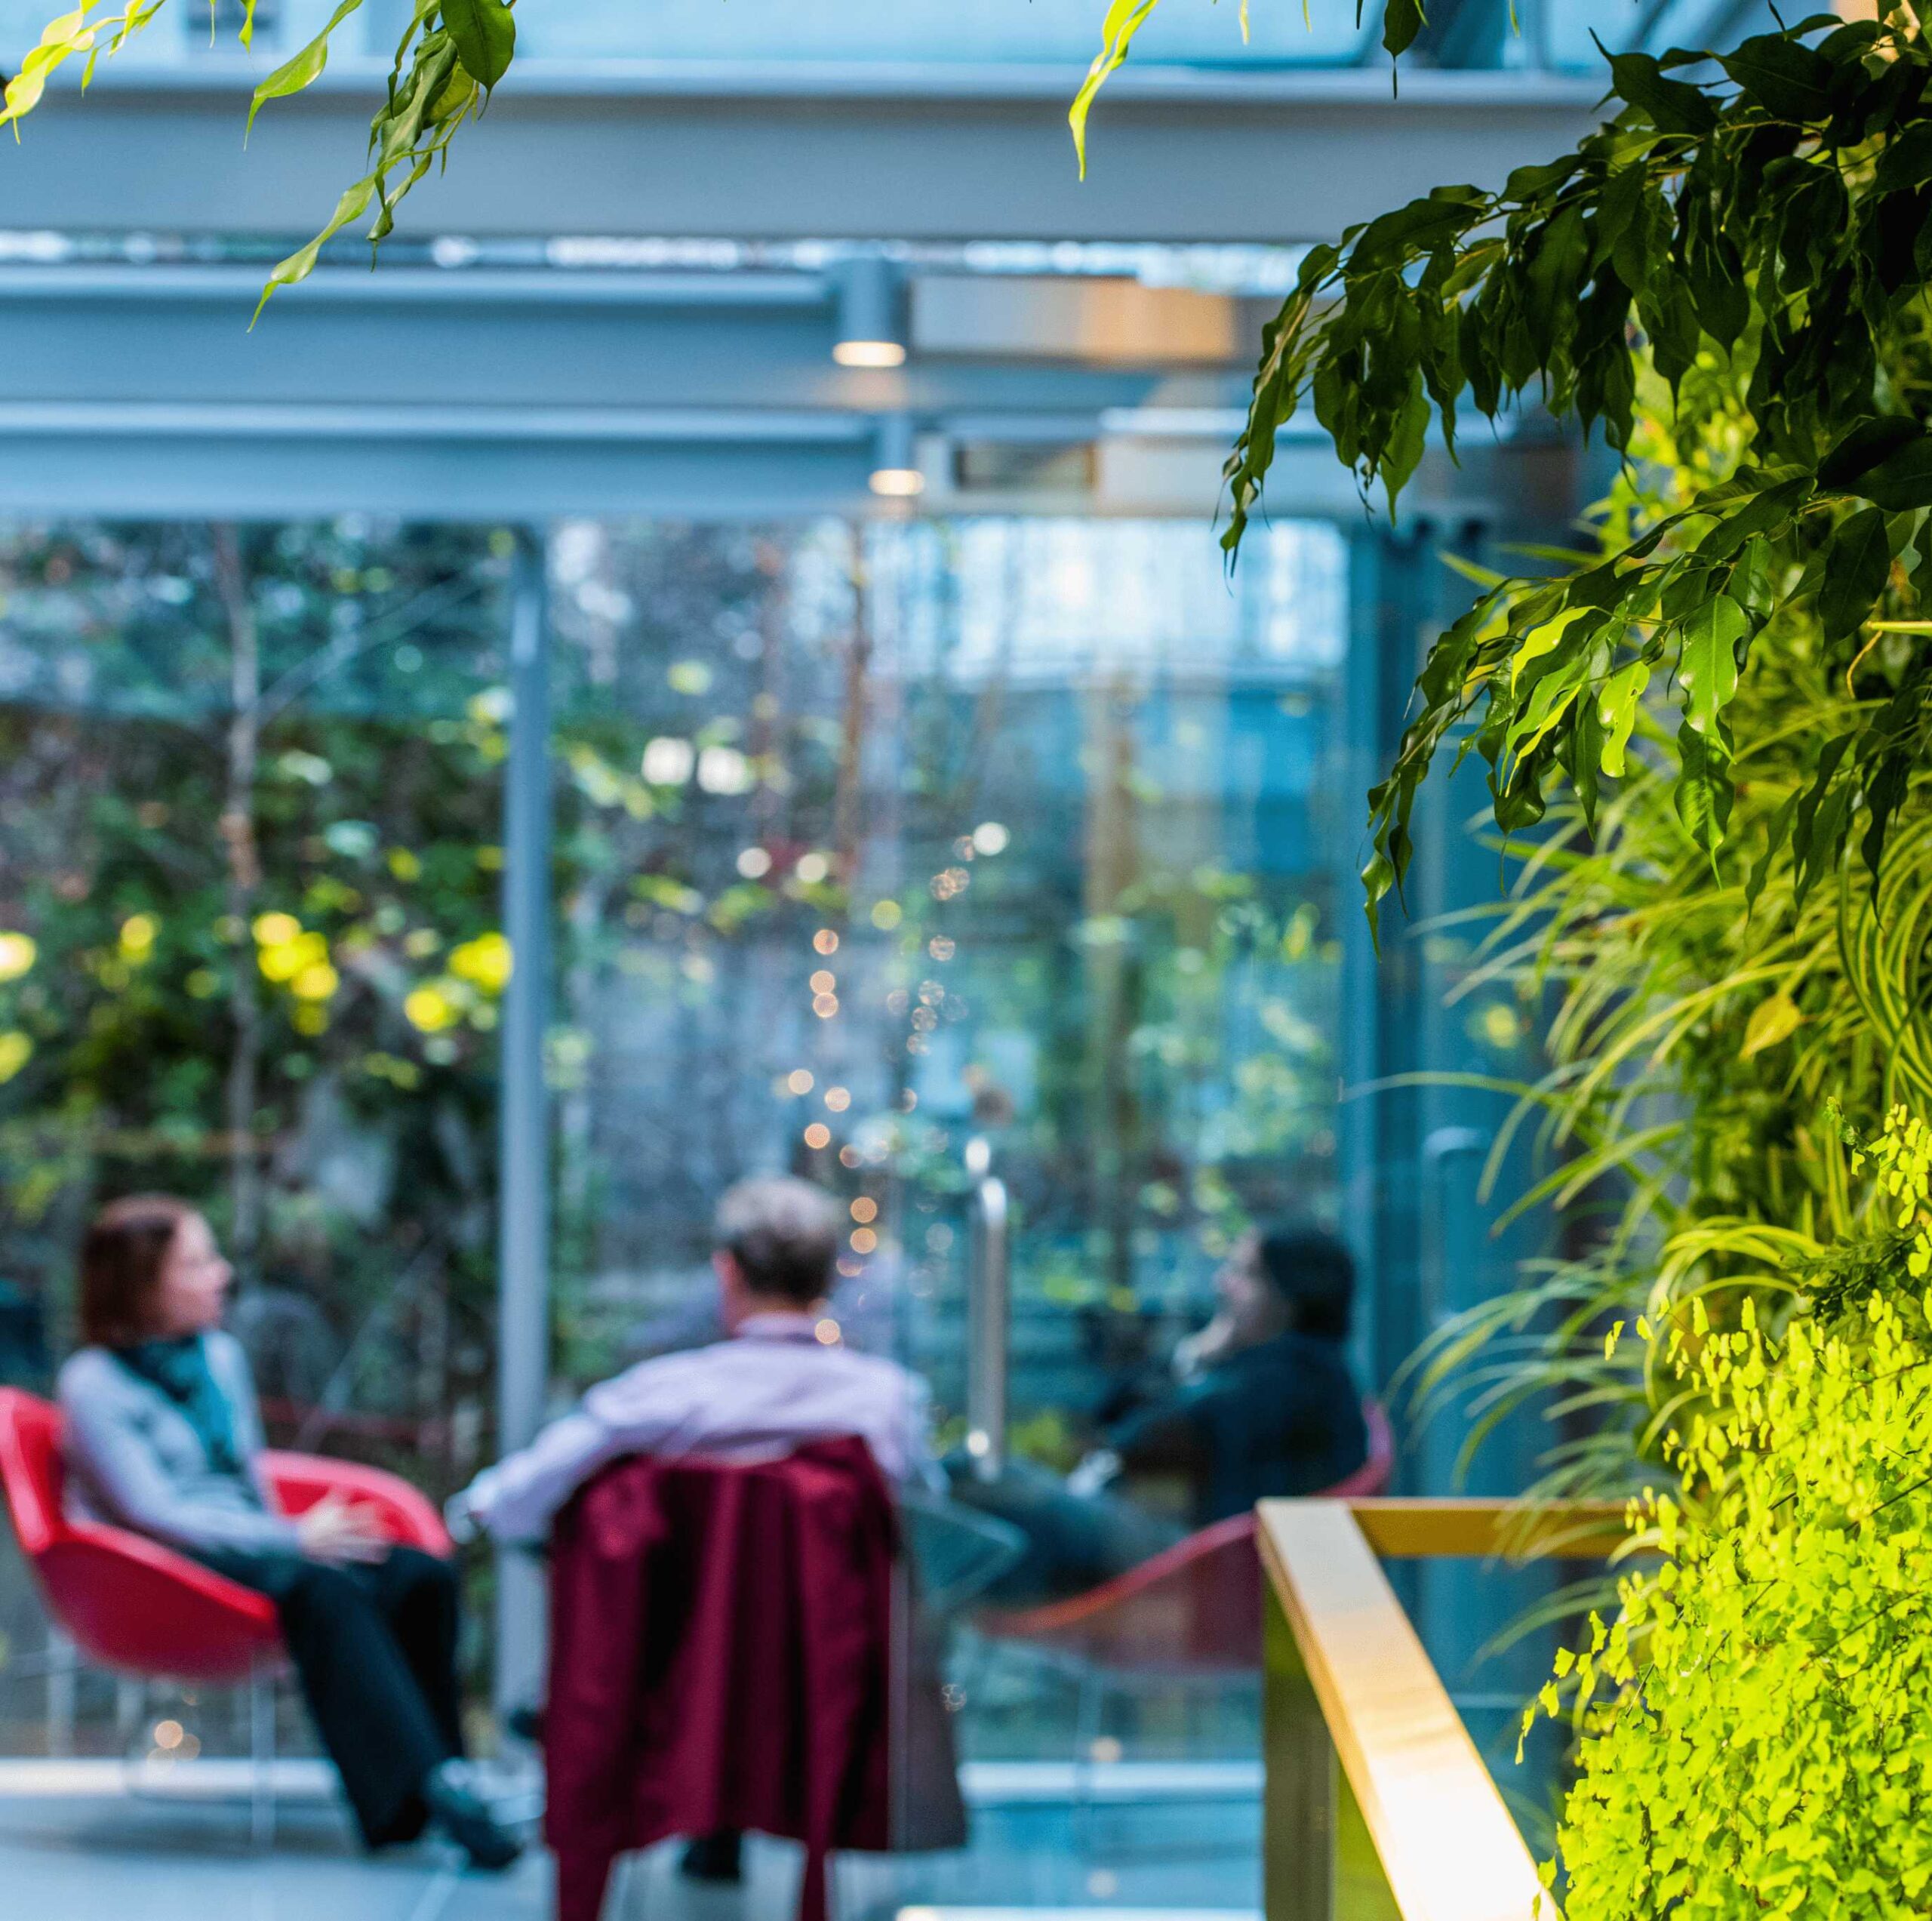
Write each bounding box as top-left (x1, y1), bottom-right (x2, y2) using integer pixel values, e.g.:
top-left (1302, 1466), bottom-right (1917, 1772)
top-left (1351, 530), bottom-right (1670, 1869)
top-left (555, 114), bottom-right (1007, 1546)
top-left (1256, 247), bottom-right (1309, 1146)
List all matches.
top-left (548, 514), bottom-right (1346, 1888)
top-left (0, 518), bottom-right (508, 1492)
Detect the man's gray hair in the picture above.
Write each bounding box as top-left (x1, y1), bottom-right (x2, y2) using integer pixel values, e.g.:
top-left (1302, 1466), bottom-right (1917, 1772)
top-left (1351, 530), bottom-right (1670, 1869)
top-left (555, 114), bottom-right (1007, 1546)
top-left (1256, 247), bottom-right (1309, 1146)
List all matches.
top-left (714, 1176), bottom-right (841, 1306)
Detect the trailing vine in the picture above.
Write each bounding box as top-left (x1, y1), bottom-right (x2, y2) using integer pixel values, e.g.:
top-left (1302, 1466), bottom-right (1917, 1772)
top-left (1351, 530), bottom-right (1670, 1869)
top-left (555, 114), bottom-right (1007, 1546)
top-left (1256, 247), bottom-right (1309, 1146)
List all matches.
top-left (1183, 8), bottom-right (1932, 940)
top-left (0, 0), bottom-right (515, 315)
top-left (1513, 1106), bottom-right (1932, 1919)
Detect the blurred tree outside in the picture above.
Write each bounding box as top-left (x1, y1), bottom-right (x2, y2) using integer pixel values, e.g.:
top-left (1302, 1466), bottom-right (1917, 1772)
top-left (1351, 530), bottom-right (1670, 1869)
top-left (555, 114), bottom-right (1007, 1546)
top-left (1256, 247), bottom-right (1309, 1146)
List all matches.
top-left (0, 519), bottom-right (512, 1486)
top-left (0, 513), bottom-right (1346, 1503)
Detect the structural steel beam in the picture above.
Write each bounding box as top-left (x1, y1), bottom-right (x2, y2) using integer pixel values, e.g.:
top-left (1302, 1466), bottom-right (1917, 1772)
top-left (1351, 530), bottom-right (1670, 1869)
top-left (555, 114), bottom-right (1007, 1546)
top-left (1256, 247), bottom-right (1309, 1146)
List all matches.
top-left (1, 65), bottom-right (1602, 245)
top-left (0, 262), bottom-right (1398, 518)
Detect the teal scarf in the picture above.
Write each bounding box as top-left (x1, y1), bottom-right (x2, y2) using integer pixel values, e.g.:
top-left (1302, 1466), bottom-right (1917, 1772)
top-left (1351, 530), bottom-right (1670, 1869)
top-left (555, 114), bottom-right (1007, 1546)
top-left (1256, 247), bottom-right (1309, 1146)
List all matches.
top-left (116, 1334), bottom-right (245, 1479)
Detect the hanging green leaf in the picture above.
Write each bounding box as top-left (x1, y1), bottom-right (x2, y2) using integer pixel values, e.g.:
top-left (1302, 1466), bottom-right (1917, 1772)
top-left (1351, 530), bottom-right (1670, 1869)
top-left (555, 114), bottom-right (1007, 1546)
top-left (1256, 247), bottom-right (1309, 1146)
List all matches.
top-left (1817, 508), bottom-right (1894, 649)
top-left (1597, 660), bottom-right (1651, 779)
top-left (246, 0), bottom-right (365, 136)
top-left (1678, 594), bottom-right (1748, 740)
top-left (1857, 433), bottom-right (1932, 513)
top-left (1717, 32), bottom-right (1834, 123)
top-left (440, 0), bottom-right (512, 93)
top-left (1675, 721), bottom-right (1733, 862)
top-left (1604, 48), bottom-right (1720, 137)
top-left (1068, 0), bottom-right (1161, 179)
top-left (1380, 0), bottom-right (1424, 60)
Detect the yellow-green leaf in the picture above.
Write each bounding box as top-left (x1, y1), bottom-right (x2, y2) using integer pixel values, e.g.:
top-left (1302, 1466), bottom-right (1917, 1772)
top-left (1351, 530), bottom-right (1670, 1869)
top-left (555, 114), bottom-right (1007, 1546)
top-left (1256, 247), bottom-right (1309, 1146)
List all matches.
top-left (1511, 605), bottom-right (1592, 692)
top-left (247, 0), bottom-right (366, 136)
top-left (1598, 658), bottom-right (1651, 776)
top-left (1069, 0), bottom-right (1161, 179)
top-left (252, 172), bottom-right (377, 323)
top-left (1740, 993), bottom-right (1803, 1059)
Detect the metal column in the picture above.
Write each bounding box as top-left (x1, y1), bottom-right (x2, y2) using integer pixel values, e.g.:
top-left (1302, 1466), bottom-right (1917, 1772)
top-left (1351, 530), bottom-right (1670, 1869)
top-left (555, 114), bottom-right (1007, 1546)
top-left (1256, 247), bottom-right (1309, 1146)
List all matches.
top-left (1338, 530), bottom-right (1389, 1409)
top-left (494, 526), bottom-right (553, 1725)
top-left (964, 1163), bottom-right (1011, 1482)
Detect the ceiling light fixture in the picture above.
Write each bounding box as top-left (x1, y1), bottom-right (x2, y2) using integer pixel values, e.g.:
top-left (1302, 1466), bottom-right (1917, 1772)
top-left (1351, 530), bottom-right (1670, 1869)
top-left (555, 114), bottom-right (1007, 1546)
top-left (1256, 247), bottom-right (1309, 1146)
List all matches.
top-left (869, 413), bottom-right (925, 498)
top-left (833, 254), bottom-right (908, 368)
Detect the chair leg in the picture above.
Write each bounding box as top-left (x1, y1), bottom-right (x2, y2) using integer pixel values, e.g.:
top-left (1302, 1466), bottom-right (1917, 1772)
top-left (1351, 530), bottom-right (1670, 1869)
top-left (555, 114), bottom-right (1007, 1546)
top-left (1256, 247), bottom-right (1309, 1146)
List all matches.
top-left (249, 1663), bottom-right (276, 1854)
top-left (115, 1676), bottom-right (144, 1753)
top-left (45, 1629), bottom-right (75, 1759)
top-left (1072, 1666), bottom-right (1103, 1866)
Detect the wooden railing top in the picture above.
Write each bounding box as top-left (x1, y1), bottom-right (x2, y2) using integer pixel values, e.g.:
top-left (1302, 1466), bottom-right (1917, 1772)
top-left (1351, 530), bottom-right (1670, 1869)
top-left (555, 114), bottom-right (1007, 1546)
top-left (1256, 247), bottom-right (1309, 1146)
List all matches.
top-left (1346, 1495), bottom-right (1627, 1562)
top-left (1257, 1498), bottom-right (1618, 1921)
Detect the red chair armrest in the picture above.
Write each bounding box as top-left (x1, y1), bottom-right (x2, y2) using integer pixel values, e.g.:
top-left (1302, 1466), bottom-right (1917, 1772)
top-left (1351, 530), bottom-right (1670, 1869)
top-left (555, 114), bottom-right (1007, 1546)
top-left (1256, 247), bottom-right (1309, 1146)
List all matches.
top-left (260, 1449), bottom-right (451, 1555)
top-left (978, 1511), bottom-right (1259, 1639)
top-left (59, 1516), bottom-right (276, 1613)
top-left (35, 1524), bottom-right (281, 1682)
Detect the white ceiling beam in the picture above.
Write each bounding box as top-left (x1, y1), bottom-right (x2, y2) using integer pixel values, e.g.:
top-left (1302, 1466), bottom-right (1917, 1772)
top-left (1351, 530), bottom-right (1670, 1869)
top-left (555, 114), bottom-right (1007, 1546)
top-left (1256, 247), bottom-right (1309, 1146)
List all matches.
top-left (0, 66), bottom-right (1603, 245)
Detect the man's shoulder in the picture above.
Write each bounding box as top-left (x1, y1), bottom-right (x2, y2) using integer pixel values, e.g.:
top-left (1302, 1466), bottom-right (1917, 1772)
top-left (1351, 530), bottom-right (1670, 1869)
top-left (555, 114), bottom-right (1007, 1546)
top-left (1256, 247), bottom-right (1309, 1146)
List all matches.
top-left (589, 1334), bottom-right (924, 1405)
top-left (592, 1344), bottom-right (724, 1399)
top-left (829, 1344), bottom-right (927, 1393)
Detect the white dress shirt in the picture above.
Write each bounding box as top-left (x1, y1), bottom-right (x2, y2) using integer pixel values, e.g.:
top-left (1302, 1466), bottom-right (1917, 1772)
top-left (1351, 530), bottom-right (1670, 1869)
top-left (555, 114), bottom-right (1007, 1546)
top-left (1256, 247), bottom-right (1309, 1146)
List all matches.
top-left (454, 1312), bottom-right (941, 1544)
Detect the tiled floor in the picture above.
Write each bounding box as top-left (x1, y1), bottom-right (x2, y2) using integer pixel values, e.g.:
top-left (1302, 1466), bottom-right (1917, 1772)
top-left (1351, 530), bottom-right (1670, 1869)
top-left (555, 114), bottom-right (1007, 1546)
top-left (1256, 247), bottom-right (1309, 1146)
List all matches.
top-left (0, 1529), bottom-right (1263, 1921)
top-left (0, 1762), bottom-right (1263, 1921)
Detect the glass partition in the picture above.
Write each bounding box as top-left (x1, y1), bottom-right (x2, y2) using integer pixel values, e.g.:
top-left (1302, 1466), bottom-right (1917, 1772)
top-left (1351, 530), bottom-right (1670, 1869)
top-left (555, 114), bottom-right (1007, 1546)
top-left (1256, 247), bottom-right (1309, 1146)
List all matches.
top-left (546, 514), bottom-right (1348, 1409)
top-left (0, 0), bottom-right (1774, 87)
top-left (0, 518), bottom-right (508, 1759)
top-left (0, 506), bottom-right (1349, 1910)
top-left (511, 0), bottom-right (1372, 67)
top-left (0, 0), bottom-right (1374, 72)
top-left (546, 510), bottom-right (1349, 1910)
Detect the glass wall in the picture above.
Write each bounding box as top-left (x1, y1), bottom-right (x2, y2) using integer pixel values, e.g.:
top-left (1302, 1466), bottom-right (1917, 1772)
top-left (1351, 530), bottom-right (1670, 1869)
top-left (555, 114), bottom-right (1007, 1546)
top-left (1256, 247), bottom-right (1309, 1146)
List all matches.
top-left (0, 519), bottom-right (512, 1755)
top-left (0, 0), bottom-right (1782, 82)
top-left (545, 515), bottom-right (1349, 1436)
top-left (544, 513), bottom-right (1349, 1909)
top-left (0, 511), bottom-right (1347, 1892)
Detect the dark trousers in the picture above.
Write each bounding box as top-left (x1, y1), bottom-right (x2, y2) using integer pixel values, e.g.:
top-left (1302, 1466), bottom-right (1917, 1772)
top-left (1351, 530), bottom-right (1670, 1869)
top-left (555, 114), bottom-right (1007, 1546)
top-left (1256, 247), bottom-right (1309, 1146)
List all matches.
top-left (947, 1458), bottom-right (1183, 1605)
top-left (195, 1544), bottom-right (463, 1847)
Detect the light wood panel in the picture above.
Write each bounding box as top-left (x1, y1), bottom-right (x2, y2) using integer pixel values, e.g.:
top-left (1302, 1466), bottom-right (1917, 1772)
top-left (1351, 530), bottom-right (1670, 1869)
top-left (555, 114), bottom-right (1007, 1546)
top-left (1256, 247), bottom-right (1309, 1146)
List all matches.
top-left (1258, 1500), bottom-right (1551, 1921)
top-left (1345, 1497), bottom-right (1627, 1562)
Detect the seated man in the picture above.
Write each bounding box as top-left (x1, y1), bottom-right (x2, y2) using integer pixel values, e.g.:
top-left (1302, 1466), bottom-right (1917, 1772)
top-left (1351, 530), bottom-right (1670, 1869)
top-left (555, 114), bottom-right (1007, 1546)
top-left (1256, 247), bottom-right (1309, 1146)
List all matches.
top-left (451, 1176), bottom-right (940, 1549)
top-left (455, 1174), bottom-right (943, 1885)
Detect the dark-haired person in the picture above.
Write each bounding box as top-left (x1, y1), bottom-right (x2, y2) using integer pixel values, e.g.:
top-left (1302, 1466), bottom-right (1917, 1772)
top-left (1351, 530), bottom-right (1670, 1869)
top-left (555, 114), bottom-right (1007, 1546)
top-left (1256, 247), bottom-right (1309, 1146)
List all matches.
top-left (957, 1223), bottom-right (1368, 1602)
top-left (450, 1175), bottom-right (940, 1547)
top-left (1092, 1223), bottom-right (1368, 1525)
top-left (57, 1195), bottom-right (520, 1870)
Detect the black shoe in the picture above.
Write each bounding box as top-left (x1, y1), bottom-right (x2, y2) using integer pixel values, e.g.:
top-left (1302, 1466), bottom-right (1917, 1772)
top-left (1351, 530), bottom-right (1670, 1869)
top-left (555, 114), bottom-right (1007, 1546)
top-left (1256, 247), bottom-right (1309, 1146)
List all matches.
top-left (423, 1759), bottom-right (525, 1873)
top-left (679, 1830), bottom-right (743, 1883)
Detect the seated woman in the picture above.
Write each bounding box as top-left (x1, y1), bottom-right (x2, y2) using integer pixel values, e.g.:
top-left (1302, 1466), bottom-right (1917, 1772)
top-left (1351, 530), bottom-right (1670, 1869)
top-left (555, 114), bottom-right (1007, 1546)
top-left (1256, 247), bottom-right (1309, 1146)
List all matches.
top-left (955, 1221), bottom-right (1369, 1603)
top-left (57, 1194), bottom-right (520, 1871)
top-left (1100, 1221), bottom-right (1369, 1525)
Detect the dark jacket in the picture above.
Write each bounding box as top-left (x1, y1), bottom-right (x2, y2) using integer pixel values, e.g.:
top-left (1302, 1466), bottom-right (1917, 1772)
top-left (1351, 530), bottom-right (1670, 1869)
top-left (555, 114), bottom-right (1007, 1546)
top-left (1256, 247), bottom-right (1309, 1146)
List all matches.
top-left (1109, 1331), bottom-right (1367, 1525)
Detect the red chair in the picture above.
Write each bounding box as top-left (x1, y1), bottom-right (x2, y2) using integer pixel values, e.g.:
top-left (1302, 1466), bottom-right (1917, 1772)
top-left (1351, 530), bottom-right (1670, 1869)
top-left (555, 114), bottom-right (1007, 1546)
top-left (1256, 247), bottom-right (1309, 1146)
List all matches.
top-left (968, 1400), bottom-right (1394, 1821)
top-left (0, 1386), bottom-right (449, 1840)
